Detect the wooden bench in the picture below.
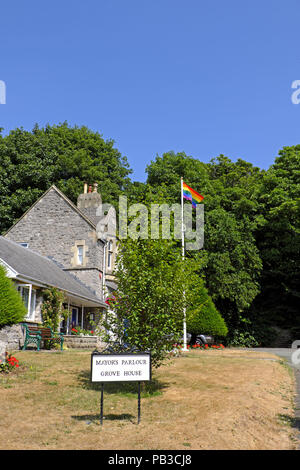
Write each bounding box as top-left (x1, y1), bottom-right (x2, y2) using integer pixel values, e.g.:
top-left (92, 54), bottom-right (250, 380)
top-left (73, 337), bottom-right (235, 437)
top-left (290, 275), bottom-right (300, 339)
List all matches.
top-left (22, 324), bottom-right (64, 351)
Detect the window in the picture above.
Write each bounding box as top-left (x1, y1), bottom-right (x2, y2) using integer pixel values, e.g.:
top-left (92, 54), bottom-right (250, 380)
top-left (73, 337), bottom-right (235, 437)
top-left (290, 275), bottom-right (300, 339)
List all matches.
top-left (29, 290), bottom-right (36, 318)
top-left (17, 284), bottom-right (36, 321)
top-left (77, 245), bottom-right (84, 265)
top-left (107, 240), bottom-right (113, 269)
top-left (71, 307), bottom-right (79, 326)
top-left (107, 251), bottom-right (112, 269)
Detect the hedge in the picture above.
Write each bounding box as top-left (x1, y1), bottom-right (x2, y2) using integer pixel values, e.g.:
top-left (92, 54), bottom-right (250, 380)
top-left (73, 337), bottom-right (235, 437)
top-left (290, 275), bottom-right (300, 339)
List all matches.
top-left (0, 265), bottom-right (27, 327)
top-left (187, 285), bottom-right (228, 337)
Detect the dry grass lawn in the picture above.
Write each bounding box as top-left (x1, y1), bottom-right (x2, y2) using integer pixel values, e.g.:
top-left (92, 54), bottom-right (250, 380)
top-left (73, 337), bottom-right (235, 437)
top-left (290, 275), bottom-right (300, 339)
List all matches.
top-left (0, 348), bottom-right (299, 450)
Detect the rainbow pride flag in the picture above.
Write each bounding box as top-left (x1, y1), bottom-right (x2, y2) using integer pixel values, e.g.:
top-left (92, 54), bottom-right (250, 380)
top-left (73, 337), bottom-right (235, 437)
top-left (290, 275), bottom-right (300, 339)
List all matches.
top-left (182, 181), bottom-right (204, 208)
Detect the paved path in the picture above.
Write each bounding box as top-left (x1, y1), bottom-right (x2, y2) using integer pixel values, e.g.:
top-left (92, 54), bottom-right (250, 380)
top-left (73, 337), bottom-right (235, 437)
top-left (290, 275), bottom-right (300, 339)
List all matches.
top-left (247, 348), bottom-right (300, 444)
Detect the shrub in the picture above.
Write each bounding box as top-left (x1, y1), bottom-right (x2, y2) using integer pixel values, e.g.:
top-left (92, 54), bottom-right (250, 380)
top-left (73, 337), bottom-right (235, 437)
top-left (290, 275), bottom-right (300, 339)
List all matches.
top-left (187, 284), bottom-right (228, 338)
top-left (226, 329), bottom-right (259, 348)
top-left (41, 287), bottom-right (68, 331)
top-left (0, 265), bottom-right (27, 327)
top-left (0, 353), bottom-right (20, 373)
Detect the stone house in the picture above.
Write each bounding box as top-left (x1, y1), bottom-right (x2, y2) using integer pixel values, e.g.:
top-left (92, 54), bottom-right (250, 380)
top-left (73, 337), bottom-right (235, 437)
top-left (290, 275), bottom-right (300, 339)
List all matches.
top-left (0, 236), bottom-right (107, 351)
top-left (3, 182), bottom-right (117, 333)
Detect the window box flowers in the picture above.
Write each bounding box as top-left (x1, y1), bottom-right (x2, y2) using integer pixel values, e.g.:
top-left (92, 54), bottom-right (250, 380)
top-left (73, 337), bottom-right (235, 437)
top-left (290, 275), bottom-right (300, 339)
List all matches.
top-left (71, 326), bottom-right (95, 336)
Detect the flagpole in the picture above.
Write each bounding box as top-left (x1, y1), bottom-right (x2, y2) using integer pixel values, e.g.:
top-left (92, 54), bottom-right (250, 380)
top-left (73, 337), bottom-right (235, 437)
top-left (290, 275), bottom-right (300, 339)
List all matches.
top-left (181, 177), bottom-right (188, 352)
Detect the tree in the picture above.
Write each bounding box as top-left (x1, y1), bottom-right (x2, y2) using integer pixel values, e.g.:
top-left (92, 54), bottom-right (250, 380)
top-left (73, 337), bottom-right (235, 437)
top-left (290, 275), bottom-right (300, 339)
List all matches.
top-left (0, 265), bottom-right (27, 327)
top-left (186, 280), bottom-right (228, 343)
top-left (0, 123), bottom-right (132, 234)
top-left (145, 151), bottom-right (263, 328)
top-left (252, 146), bottom-right (300, 327)
top-left (203, 208), bottom-right (262, 328)
top-left (104, 238), bottom-right (195, 367)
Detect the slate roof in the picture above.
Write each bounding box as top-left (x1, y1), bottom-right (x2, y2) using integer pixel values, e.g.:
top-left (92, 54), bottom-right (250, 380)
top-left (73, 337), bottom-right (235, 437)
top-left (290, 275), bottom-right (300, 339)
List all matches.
top-left (0, 237), bottom-right (107, 307)
top-left (106, 280), bottom-right (117, 291)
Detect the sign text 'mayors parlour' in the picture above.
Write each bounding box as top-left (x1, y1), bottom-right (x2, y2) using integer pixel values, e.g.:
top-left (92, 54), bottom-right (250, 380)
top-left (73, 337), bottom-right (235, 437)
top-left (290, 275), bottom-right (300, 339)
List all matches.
top-left (91, 353), bottom-right (151, 382)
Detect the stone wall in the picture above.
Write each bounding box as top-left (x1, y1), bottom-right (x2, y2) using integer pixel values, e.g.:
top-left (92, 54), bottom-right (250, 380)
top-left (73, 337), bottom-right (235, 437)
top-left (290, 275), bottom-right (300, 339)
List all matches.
top-left (0, 324), bottom-right (24, 352)
top-left (63, 335), bottom-right (106, 350)
top-left (0, 324), bottom-right (107, 354)
top-left (5, 187), bottom-right (104, 298)
top-left (0, 340), bottom-right (6, 363)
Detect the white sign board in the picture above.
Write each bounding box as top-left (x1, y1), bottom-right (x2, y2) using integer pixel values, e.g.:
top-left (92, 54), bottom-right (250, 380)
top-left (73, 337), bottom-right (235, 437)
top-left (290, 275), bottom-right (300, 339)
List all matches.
top-left (91, 353), bottom-right (151, 382)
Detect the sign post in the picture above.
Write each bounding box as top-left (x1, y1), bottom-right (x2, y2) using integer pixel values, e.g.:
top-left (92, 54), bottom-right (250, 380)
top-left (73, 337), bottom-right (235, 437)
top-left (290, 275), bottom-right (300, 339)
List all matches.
top-left (100, 382), bottom-right (104, 426)
top-left (91, 351), bottom-right (151, 425)
top-left (137, 381), bottom-right (141, 424)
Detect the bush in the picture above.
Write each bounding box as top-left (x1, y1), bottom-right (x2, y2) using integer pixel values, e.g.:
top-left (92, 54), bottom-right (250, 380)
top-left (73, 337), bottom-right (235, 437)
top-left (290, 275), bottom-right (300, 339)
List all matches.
top-left (0, 353), bottom-right (20, 373)
top-left (187, 284), bottom-right (228, 337)
top-left (41, 287), bottom-right (68, 331)
top-left (226, 329), bottom-right (259, 348)
top-left (0, 265), bottom-right (27, 327)
top-left (225, 320), bottom-right (278, 347)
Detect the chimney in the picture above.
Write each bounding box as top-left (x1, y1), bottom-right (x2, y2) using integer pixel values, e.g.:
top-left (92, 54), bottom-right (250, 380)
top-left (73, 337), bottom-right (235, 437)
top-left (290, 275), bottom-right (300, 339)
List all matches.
top-left (77, 181), bottom-right (102, 225)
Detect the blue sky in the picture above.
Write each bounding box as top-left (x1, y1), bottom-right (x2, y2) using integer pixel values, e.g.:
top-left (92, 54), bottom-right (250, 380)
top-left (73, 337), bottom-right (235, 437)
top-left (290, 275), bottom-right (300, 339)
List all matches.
top-left (1, 0), bottom-right (300, 181)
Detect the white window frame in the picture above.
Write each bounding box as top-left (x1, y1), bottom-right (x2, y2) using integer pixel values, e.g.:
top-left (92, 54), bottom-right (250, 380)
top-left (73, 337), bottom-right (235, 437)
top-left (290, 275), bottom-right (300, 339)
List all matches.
top-left (70, 306), bottom-right (84, 329)
top-left (77, 245), bottom-right (84, 265)
top-left (17, 284), bottom-right (36, 321)
top-left (107, 240), bottom-right (113, 269)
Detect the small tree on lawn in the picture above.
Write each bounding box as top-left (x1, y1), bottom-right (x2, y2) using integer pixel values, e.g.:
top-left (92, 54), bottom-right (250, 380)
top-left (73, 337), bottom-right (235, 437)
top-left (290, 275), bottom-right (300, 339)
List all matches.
top-left (186, 281), bottom-right (228, 343)
top-left (0, 265), bottom-right (27, 327)
top-left (103, 238), bottom-right (195, 367)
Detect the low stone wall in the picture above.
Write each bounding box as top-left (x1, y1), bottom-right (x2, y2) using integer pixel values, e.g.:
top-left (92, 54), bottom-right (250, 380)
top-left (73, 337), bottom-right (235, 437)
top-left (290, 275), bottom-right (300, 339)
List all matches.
top-left (0, 324), bottom-right (24, 353)
top-left (0, 340), bottom-right (6, 363)
top-left (63, 335), bottom-right (106, 350)
top-left (0, 324), bottom-right (107, 354)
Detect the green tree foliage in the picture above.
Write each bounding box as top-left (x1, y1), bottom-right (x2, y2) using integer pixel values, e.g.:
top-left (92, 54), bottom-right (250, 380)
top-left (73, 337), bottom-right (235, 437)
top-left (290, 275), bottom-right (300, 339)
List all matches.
top-left (104, 238), bottom-right (196, 367)
top-left (0, 123), bottom-right (132, 234)
top-left (1, 120), bottom-right (299, 345)
top-left (145, 148), bottom-right (299, 341)
top-left (187, 280), bottom-right (228, 339)
top-left (145, 152), bottom-right (263, 328)
top-left (252, 146), bottom-right (300, 327)
top-left (0, 265), bottom-right (27, 327)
